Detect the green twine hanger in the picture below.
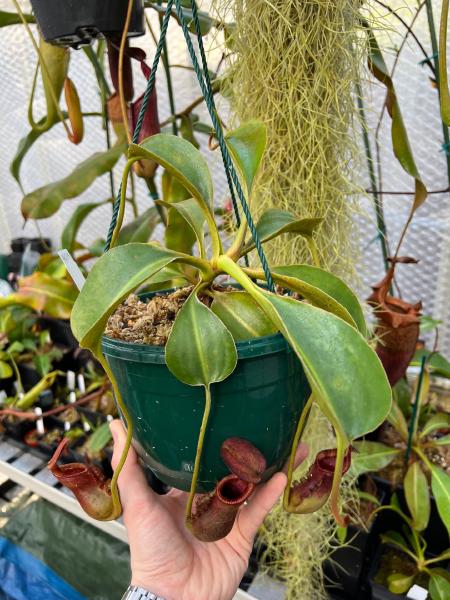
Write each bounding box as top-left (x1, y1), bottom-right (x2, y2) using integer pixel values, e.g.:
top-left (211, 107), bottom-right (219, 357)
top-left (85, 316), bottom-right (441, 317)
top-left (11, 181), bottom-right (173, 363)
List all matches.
top-left (104, 0), bottom-right (275, 292)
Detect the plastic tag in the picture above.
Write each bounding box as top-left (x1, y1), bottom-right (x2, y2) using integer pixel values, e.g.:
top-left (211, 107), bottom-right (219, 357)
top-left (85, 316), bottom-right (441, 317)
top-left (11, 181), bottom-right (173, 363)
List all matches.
top-left (77, 374), bottom-right (86, 393)
top-left (67, 371), bottom-right (75, 390)
top-left (34, 407), bottom-right (45, 436)
top-left (407, 584), bottom-right (428, 600)
top-left (58, 249), bottom-right (86, 291)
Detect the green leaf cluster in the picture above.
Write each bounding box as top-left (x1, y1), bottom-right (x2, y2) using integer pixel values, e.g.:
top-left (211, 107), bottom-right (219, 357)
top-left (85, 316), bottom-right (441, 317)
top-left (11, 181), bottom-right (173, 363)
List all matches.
top-left (71, 123), bottom-right (392, 523)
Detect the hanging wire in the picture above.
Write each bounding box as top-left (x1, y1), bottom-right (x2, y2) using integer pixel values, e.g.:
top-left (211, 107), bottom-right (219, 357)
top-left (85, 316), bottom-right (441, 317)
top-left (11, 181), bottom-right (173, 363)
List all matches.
top-left (176, 0), bottom-right (274, 290)
top-left (104, 0), bottom-right (275, 293)
top-left (187, 0), bottom-right (249, 268)
top-left (105, 0), bottom-right (174, 250)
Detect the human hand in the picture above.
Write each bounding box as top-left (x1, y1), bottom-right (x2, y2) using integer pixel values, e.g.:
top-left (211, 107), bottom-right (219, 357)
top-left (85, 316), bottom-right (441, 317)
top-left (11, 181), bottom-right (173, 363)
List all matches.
top-left (110, 420), bottom-right (307, 600)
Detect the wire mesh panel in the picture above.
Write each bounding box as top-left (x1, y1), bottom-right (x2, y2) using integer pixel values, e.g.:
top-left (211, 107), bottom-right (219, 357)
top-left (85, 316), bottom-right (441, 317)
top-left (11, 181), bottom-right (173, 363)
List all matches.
top-left (0, 0), bottom-right (449, 353)
top-left (358, 0), bottom-right (450, 354)
top-left (0, 0), bottom-right (228, 251)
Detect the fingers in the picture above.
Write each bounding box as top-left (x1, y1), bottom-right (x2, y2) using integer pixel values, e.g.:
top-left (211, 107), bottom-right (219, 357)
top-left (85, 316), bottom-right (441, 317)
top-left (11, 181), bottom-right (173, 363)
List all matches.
top-left (236, 471), bottom-right (287, 543)
top-left (110, 419), bottom-right (154, 507)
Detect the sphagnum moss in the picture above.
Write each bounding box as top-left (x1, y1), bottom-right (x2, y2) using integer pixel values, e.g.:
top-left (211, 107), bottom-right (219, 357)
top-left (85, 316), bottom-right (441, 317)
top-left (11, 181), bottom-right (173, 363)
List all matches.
top-left (214, 0), bottom-right (363, 279)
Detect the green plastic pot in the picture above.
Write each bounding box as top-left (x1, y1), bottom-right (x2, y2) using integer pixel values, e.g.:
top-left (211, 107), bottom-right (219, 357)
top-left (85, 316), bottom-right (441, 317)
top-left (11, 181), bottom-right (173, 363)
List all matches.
top-left (102, 303), bottom-right (310, 492)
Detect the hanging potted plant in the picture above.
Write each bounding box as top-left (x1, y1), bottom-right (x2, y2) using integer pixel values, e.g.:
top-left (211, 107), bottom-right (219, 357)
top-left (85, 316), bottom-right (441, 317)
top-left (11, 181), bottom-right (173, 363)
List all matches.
top-left (369, 499), bottom-right (450, 600)
top-left (29, 0), bottom-right (145, 48)
top-left (49, 119), bottom-right (392, 542)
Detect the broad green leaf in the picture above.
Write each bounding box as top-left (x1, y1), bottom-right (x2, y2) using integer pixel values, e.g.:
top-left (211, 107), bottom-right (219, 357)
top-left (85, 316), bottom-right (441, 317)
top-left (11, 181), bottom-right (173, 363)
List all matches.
top-left (242, 209), bottom-right (322, 254)
top-left (272, 265), bottom-right (367, 335)
top-left (211, 291), bottom-right (277, 341)
top-left (117, 207), bottom-right (160, 245)
top-left (0, 10), bottom-right (34, 26)
top-left (439, 0), bottom-right (450, 126)
top-left (34, 353), bottom-right (51, 377)
top-left (21, 143), bottom-right (126, 220)
top-left (89, 238), bottom-right (106, 257)
top-left (431, 465), bottom-right (450, 537)
top-left (11, 112), bottom-right (97, 187)
top-left (129, 135), bottom-right (213, 210)
top-left (404, 461), bottom-right (430, 531)
top-left (182, 7), bottom-right (215, 35)
top-left (266, 271), bottom-right (356, 329)
top-left (357, 491), bottom-right (381, 506)
top-left (0, 272), bottom-right (77, 319)
top-left (254, 267), bottom-right (358, 332)
top-left (192, 121), bottom-right (214, 135)
top-left (380, 532), bottom-right (415, 563)
top-left (420, 315), bottom-right (442, 333)
top-left (8, 341), bottom-right (24, 354)
top-left (61, 201), bottom-right (107, 252)
top-left (411, 349), bottom-right (450, 378)
top-left (86, 422), bottom-right (112, 453)
top-left (387, 400), bottom-right (409, 441)
top-left (258, 291), bottom-right (391, 439)
top-left (393, 377), bottom-right (411, 417)
top-left (350, 441), bottom-right (401, 477)
top-left (141, 266), bottom-right (190, 292)
top-left (11, 121), bottom-right (51, 187)
top-left (420, 413), bottom-right (450, 438)
top-left (23, 338), bottom-right (37, 351)
top-left (71, 243), bottom-right (184, 352)
top-left (16, 370), bottom-right (61, 410)
top-left (381, 530), bottom-right (410, 551)
top-left (429, 569), bottom-right (450, 600)
top-left (223, 22), bottom-right (236, 51)
top-left (156, 198), bottom-right (205, 253)
top-left (31, 40), bottom-right (69, 134)
top-left (38, 253), bottom-right (66, 278)
top-left (225, 121), bottom-right (267, 194)
top-left (387, 573), bottom-right (415, 594)
top-left (433, 434), bottom-right (450, 446)
top-left (0, 360), bottom-right (12, 379)
top-left (430, 551), bottom-right (450, 565)
top-left (179, 114), bottom-right (199, 148)
top-left (166, 290), bottom-right (237, 386)
top-left (366, 24), bottom-right (427, 212)
top-left (161, 170), bottom-right (197, 255)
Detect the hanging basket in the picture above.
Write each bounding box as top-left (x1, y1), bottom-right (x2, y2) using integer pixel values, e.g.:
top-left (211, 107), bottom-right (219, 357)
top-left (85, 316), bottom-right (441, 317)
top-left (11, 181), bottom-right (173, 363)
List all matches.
top-left (102, 295), bottom-right (309, 493)
top-left (29, 0), bottom-right (145, 48)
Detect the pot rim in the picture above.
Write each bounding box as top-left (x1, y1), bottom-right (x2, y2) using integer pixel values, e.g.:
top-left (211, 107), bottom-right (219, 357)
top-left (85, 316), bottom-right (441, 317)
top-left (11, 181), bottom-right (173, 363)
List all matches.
top-left (102, 331), bottom-right (289, 363)
top-left (101, 287), bottom-right (291, 362)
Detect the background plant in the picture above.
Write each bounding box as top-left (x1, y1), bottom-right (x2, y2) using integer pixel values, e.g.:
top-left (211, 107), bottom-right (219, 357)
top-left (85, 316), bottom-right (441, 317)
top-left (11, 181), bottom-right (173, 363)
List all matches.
top-left (373, 497), bottom-right (450, 597)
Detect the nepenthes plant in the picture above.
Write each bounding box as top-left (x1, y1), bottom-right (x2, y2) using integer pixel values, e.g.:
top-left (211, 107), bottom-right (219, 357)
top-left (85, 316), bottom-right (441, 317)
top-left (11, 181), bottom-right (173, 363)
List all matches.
top-left (50, 120), bottom-right (391, 541)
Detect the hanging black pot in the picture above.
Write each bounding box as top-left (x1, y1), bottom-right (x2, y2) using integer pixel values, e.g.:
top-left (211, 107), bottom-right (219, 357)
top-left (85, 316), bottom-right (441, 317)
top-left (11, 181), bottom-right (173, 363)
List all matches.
top-left (29, 0), bottom-right (145, 48)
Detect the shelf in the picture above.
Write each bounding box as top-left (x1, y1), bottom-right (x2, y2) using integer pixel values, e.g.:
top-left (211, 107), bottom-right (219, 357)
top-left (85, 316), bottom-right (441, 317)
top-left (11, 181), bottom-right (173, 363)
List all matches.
top-left (0, 436), bottom-right (258, 600)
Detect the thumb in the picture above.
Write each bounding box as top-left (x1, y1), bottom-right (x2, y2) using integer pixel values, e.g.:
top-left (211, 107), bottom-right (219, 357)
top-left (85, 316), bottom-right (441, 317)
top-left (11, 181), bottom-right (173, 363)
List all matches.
top-left (236, 472), bottom-right (287, 543)
top-left (110, 419), bottom-right (154, 507)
